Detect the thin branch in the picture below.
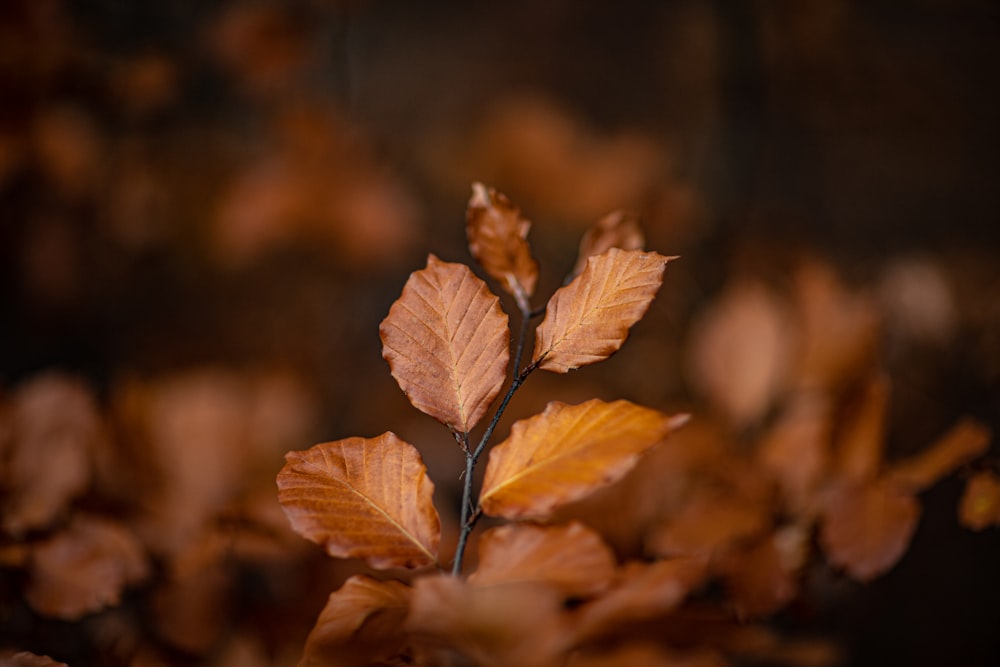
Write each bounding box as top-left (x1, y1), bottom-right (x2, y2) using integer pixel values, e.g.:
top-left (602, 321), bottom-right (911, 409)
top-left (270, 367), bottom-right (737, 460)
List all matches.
top-left (452, 450), bottom-right (476, 575)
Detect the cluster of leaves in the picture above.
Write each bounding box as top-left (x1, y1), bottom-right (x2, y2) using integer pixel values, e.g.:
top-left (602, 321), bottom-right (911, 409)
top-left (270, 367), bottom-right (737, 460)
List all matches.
top-left (276, 186), bottom-right (997, 667)
top-left (0, 368), bottom-right (324, 666)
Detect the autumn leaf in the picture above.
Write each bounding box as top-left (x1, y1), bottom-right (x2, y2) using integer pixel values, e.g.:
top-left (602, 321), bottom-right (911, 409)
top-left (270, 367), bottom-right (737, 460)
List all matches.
top-left (887, 418), bottom-right (991, 492)
top-left (277, 434), bottom-right (440, 569)
top-left (570, 210), bottom-right (645, 279)
top-left (573, 557), bottom-right (708, 644)
top-left (406, 574), bottom-right (572, 667)
top-left (532, 248), bottom-right (674, 373)
top-left (959, 470), bottom-right (1000, 531)
top-left (299, 575), bottom-right (413, 667)
top-left (819, 479), bottom-right (919, 582)
top-left (721, 526), bottom-right (807, 618)
top-left (379, 254), bottom-right (510, 434)
top-left (469, 522), bottom-right (617, 598)
top-left (466, 182), bottom-right (539, 309)
top-left (833, 373), bottom-right (890, 483)
top-left (480, 399), bottom-right (688, 520)
top-left (27, 514), bottom-right (149, 620)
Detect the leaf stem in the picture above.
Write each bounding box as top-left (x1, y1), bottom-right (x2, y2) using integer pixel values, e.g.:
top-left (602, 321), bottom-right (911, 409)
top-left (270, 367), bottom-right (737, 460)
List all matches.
top-left (452, 302), bottom-right (538, 574)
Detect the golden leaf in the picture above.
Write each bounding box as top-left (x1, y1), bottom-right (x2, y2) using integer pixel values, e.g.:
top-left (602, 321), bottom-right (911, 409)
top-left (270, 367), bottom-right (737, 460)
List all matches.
top-left (277, 434), bottom-right (440, 570)
top-left (466, 182), bottom-right (539, 308)
top-left (469, 522), bottom-right (617, 598)
top-left (380, 254), bottom-right (510, 433)
top-left (533, 248), bottom-right (674, 373)
top-left (480, 399), bottom-right (687, 520)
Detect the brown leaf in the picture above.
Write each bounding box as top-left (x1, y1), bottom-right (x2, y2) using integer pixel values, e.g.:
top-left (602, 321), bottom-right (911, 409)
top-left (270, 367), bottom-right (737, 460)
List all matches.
top-left (0, 652), bottom-right (69, 667)
top-left (819, 480), bottom-right (919, 582)
top-left (469, 522), bottom-right (617, 598)
top-left (533, 249), bottom-right (674, 373)
top-left (277, 434), bottom-right (440, 569)
top-left (646, 490), bottom-right (771, 560)
top-left (721, 526), bottom-right (807, 618)
top-left (480, 400), bottom-right (688, 520)
top-left (27, 514), bottom-right (149, 620)
top-left (573, 557), bottom-right (708, 643)
top-left (406, 574), bottom-right (571, 667)
top-left (380, 254), bottom-right (510, 433)
top-left (685, 282), bottom-right (792, 426)
top-left (833, 373), bottom-right (890, 483)
top-left (571, 210), bottom-right (645, 279)
top-left (958, 470), bottom-right (1000, 531)
top-left (466, 182), bottom-right (539, 308)
top-left (2, 373), bottom-right (103, 536)
top-left (299, 575), bottom-right (412, 667)
top-left (887, 418), bottom-right (991, 492)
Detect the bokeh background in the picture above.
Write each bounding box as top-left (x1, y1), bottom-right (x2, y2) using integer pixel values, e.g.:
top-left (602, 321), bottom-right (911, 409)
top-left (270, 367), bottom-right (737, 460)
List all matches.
top-left (1, 1), bottom-right (998, 666)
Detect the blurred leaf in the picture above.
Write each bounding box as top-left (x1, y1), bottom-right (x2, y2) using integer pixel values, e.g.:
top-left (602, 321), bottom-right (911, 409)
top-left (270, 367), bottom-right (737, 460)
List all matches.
top-left (469, 522), bottom-right (617, 598)
top-left (299, 575), bottom-right (413, 667)
top-left (721, 526), bottom-right (807, 618)
top-left (833, 373), bottom-right (890, 483)
top-left (380, 254), bottom-right (510, 433)
top-left (1, 374), bottom-right (102, 536)
top-left (480, 400), bottom-right (687, 520)
top-left (27, 514), bottom-right (149, 620)
top-left (567, 643), bottom-right (728, 667)
top-left (646, 488), bottom-right (771, 560)
top-left (573, 557), bottom-right (708, 644)
top-left (571, 210), bottom-right (645, 279)
top-left (958, 470), bottom-right (1000, 531)
top-left (406, 575), bottom-right (571, 667)
top-left (466, 182), bottom-right (539, 308)
top-left (149, 558), bottom-right (230, 654)
top-left (532, 249), bottom-right (674, 373)
top-left (887, 418), bottom-right (991, 492)
top-left (819, 480), bottom-right (919, 582)
top-left (277, 434), bottom-right (440, 570)
top-left (686, 282), bottom-right (792, 426)
top-left (0, 653), bottom-right (69, 667)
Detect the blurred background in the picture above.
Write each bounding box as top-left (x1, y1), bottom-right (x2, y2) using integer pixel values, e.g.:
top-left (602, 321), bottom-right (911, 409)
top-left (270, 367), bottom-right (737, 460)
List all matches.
top-left (0, 1), bottom-right (998, 665)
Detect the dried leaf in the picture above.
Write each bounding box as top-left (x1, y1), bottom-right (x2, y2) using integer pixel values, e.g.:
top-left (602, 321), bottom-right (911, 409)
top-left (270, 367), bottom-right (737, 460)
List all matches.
top-left (480, 400), bottom-right (688, 520)
top-left (721, 526), bottom-right (807, 618)
top-left (887, 419), bottom-right (991, 492)
top-left (469, 522), bottom-right (617, 598)
top-left (646, 490), bottom-right (771, 560)
top-left (2, 374), bottom-right (102, 536)
top-left (819, 480), bottom-right (919, 582)
top-left (958, 470), bottom-right (1000, 531)
top-left (380, 254), bottom-right (510, 433)
top-left (686, 282), bottom-right (792, 426)
top-left (573, 557), bottom-right (708, 643)
top-left (466, 182), bottom-right (539, 307)
top-left (406, 575), bottom-right (571, 667)
top-left (533, 249), bottom-right (674, 373)
top-left (833, 373), bottom-right (890, 483)
top-left (277, 434), bottom-right (440, 569)
top-left (27, 514), bottom-right (149, 620)
top-left (0, 652), bottom-right (69, 667)
top-left (299, 575), bottom-right (412, 667)
top-left (571, 210), bottom-right (645, 279)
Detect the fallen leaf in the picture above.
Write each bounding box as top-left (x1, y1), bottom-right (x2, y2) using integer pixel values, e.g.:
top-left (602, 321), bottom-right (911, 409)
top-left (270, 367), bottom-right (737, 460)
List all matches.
top-left (958, 470), bottom-right (1000, 531)
top-left (533, 249), bottom-right (674, 373)
top-left (469, 522), bottom-right (617, 598)
top-left (466, 182), bottom-right (539, 308)
top-left (406, 574), bottom-right (571, 667)
top-left (573, 557), bottom-right (708, 643)
top-left (571, 210), bottom-right (645, 279)
top-left (27, 514), bottom-right (149, 620)
top-left (299, 575), bottom-right (413, 667)
top-left (819, 479), bottom-right (919, 582)
top-left (380, 254), bottom-right (510, 433)
top-left (277, 434), bottom-right (440, 569)
top-left (887, 418), bottom-right (991, 492)
top-left (480, 400), bottom-right (688, 520)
